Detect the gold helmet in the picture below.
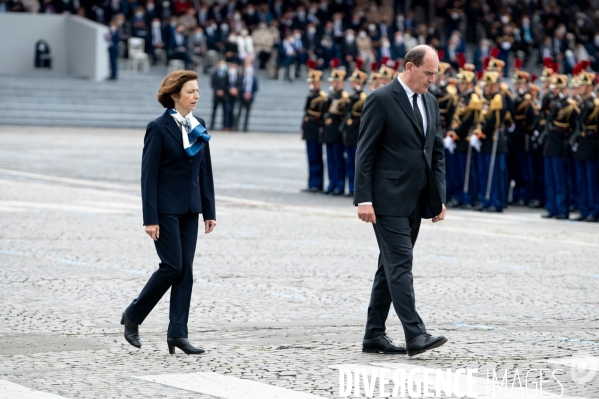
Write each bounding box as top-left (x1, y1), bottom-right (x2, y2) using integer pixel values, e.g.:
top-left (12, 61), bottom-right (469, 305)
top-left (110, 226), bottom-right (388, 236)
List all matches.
top-left (378, 65), bottom-right (394, 80)
top-left (328, 69), bottom-right (347, 82)
top-left (481, 71), bottom-right (500, 85)
top-left (551, 74), bottom-right (568, 89)
top-left (513, 70), bottom-right (530, 84)
top-left (349, 69), bottom-right (368, 86)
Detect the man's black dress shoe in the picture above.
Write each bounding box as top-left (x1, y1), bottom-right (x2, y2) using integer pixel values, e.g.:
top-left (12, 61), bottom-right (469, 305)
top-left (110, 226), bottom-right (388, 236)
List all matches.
top-left (362, 334), bottom-right (407, 354)
top-left (121, 311), bottom-right (141, 348)
top-left (527, 200), bottom-right (542, 209)
top-left (167, 338), bottom-right (205, 355)
top-left (332, 190), bottom-right (343, 196)
top-left (406, 333), bottom-right (447, 357)
top-left (555, 214), bottom-right (568, 220)
top-left (541, 213), bottom-right (555, 219)
top-left (571, 215), bottom-right (586, 221)
top-left (586, 215), bottom-right (598, 222)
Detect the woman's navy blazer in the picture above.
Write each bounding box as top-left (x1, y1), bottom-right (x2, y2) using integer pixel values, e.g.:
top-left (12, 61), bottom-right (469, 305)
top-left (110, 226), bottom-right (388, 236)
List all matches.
top-left (141, 110), bottom-right (216, 226)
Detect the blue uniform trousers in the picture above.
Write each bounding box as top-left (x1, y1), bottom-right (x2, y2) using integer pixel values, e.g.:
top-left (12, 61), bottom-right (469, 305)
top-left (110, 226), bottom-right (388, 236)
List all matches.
top-left (344, 145), bottom-right (357, 194)
top-left (575, 160), bottom-right (599, 218)
top-left (513, 150), bottom-right (534, 203)
top-left (454, 151), bottom-right (477, 205)
top-left (477, 153), bottom-right (506, 210)
top-left (326, 143), bottom-right (345, 193)
top-left (544, 156), bottom-right (569, 216)
top-left (306, 141), bottom-right (324, 191)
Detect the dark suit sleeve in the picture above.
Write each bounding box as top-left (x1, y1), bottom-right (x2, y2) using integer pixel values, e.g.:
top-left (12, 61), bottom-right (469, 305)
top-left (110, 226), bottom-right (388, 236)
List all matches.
top-left (141, 121), bottom-right (162, 226)
top-left (354, 92), bottom-right (386, 204)
top-left (431, 99), bottom-right (447, 204)
top-left (198, 118), bottom-right (216, 221)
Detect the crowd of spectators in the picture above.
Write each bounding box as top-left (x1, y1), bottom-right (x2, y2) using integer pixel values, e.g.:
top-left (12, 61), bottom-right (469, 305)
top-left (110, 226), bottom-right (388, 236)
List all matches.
top-left (3, 0), bottom-right (599, 78)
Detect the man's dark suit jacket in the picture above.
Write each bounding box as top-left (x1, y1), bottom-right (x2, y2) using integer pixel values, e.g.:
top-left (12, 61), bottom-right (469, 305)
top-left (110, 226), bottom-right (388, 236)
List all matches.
top-left (354, 78), bottom-right (446, 219)
top-left (141, 111), bottom-right (216, 226)
top-left (211, 70), bottom-right (230, 99)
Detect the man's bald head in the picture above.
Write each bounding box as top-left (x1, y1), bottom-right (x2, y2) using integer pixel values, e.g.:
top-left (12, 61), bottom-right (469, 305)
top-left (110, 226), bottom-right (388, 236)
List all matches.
top-left (401, 45), bottom-right (440, 94)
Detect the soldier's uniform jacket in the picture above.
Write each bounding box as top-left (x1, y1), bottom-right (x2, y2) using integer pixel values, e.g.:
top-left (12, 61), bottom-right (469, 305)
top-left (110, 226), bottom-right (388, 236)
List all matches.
top-left (435, 84), bottom-right (459, 132)
top-left (572, 94), bottom-right (599, 162)
top-left (536, 92), bottom-right (554, 132)
top-left (449, 88), bottom-right (482, 153)
top-left (302, 89), bottom-right (328, 142)
top-left (512, 91), bottom-right (538, 152)
top-left (342, 90), bottom-right (367, 147)
top-left (323, 89), bottom-right (350, 144)
top-left (476, 92), bottom-right (509, 154)
top-left (544, 95), bottom-right (580, 158)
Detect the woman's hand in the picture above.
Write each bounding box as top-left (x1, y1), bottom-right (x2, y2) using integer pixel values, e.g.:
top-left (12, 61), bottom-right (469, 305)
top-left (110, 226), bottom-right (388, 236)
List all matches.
top-left (145, 224), bottom-right (160, 241)
top-left (205, 220), bottom-right (217, 234)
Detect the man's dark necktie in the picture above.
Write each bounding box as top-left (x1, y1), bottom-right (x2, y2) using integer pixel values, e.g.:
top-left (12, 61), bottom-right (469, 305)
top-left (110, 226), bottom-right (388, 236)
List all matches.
top-left (412, 93), bottom-right (424, 135)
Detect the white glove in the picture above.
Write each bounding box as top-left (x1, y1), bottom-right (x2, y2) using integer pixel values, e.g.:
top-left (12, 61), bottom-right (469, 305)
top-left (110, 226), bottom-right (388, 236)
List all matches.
top-left (469, 134), bottom-right (482, 152)
top-left (443, 136), bottom-right (456, 154)
top-left (508, 123), bottom-right (516, 133)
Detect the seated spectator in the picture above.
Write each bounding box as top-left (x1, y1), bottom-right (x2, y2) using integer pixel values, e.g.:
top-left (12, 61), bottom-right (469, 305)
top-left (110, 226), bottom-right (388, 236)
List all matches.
top-left (237, 29), bottom-right (255, 61)
top-left (304, 23), bottom-right (320, 57)
top-left (224, 32), bottom-right (239, 63)
top-left (341, 29), bottom-right (358, 66)
top-left (243, 4), bottom-right (260, 30)
top-left (146, 18), bottom-right (166, 64)
top-left (168, 23), bottom-right (193, 69)
top-left (252, 22), bottom-right (274, 69)
top-left (391, 31), bottom-right (406, 60)
top-left (403, 30), bottom-right (417, 52)
top-left (179, 7), bottom-right (197, 33)
top-left (291, 29), bottom-right (307, 76)
top-left (292, 6), bottom-right (308, 32)
top-left (131, 7), bottom-right (149, 38)
top-left (191, 27), bottom-right (207, 68)
top-left (317, 35), bottom-right (341, 70)
top-left (279, 34), bottom-right (297, 80)
top-left (356, 30), bottom-right (374, 67)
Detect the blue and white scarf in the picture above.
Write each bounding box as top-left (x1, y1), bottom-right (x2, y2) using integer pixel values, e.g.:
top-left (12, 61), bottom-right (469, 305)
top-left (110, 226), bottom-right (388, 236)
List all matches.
top-left (169, 109), bottom-right (211, 158)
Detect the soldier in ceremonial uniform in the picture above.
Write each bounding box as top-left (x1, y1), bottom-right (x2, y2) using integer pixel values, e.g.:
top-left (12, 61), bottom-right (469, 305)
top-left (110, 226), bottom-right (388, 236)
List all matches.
top-left (447, 65), bottom-right (481, 208)
top-left (367, 62), bottom-right (381, 93)
top-left (540, 74), bottom-right (580, 219)
top-left (430, 58), bottom-right (459, 205)
top-left (342, 64), bottom-right (368, 197)
top-left (473, 71), bottom-right (509, 212)
top-left (301, 60), bottom-right (328, 192)
top-left (570, 70), bottom-right (599, 222)
top-left (511, 67), bottom-right (538, 206)
top-left (378, 64), bottom-right (395, 87)
top-left (323, 62), bottom-right (350, 195)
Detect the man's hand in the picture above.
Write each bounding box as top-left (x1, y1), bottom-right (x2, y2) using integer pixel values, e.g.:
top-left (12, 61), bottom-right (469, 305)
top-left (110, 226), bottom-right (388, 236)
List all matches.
top-left (205, 220), bottom-right (217, 234)
top-left (216, 89), bottom-right (224, 97)
top-left (145, 224), bottom-right (160, 241)
top-left (432, 203), bottom-right (446, 223)
top-left (357, 204), bottom-right (376, 224)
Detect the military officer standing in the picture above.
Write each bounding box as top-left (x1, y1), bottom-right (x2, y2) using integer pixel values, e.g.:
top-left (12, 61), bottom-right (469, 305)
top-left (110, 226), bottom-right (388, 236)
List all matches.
top-left (540, 74), bottom-right (580, 219)
top-left (511, 67), bottom-right (538, 206)
top-left (447, 65), bottom-right (481, 208)
top-left (473, 71), bottom-right (509, 212)
top-left (323, 62), bottom-right (350, 195)
top-left (342, 65), bottom-right (368, 197)
top-left (570, 69), bottom-right (599, 222)
top-left (377, 64), bottom-right (395, 87)
top-left (301, 60), bottom-right (328, 192)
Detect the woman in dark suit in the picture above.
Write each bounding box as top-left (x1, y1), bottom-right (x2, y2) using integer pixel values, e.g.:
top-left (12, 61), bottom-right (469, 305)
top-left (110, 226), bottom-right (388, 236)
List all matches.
top-left (121, 70), bottom-right (216, 355)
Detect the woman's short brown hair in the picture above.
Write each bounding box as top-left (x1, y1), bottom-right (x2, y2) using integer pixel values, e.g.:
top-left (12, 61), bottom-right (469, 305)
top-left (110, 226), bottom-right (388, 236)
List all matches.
top-left (157, 70), bottom-right (199, 109)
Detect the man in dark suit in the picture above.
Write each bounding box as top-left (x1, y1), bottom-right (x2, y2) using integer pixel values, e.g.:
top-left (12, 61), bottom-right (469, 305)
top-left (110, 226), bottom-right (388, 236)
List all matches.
top-left (210, 60), bottom-right (230, 130)
top-left (168, 24), bottom-right (193, 69)
top-left (236, 61), bottom-right (259, 132)
top-left (354, 45), bottom-right (448, 357)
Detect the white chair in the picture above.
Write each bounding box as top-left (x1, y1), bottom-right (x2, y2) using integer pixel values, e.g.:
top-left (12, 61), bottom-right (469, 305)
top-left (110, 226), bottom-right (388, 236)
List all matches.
top-left (167, 59), bottom-right (185, 73)
top-left (127, 38), bottom-right (150, 73)
top-left (154, 48), bottom-right (167, 67)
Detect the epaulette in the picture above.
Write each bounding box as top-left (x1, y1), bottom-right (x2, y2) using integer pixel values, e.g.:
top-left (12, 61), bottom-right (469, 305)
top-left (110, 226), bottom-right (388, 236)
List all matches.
top-left (594, 98), bottom-right (599, 108)
top-left (489, 94), bottom-right (504, 111)
top-left (524, 94), bottom-right (532, 101)
top-left (359, 92), bottom-right (367, 101)
top-left (469, 93), bottom-right (482, 111)
top-left (474, 86), bottom-right (482, 96)
top-left (446, 85), bottom-right (457, 96)
top-left (342, 91), bottom-right (350, 99)
top-left (319, 91), bottom-right (328, 99)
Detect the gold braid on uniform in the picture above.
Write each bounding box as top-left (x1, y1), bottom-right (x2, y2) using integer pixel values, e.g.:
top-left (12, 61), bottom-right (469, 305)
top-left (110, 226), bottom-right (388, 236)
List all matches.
top-left (351, 92), bottom-right (367, 117)
top-left (556, 98), bottom-right (580, 122)
top-left (586, 98), bottom-right (599, 131)
top-left (306, 91), bottom-right (328, 117)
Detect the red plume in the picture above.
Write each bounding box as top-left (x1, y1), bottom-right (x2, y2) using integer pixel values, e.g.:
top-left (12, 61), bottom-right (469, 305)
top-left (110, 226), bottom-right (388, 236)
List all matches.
top-left (595, 75), bottom-right (599, 85)
top-left (370, 62), bottom-right (379, 72)
top-left (306, 59), bottom-right (317, 70)
top-left (393, 61), bottom-right (399, 71)
top-left (330, 58), bottom-right (340, 68)
top-left (437, 49), bottom-right (445, 61)
top-left (355, 58), bottom-right (363, 71)
top-left (514, 58), bottom-right (523, 70)
top-left (573, 64), bottom-right (580, 76)
top-left (552, 62), bottom-right (559, 74)
top-left (381, 56), bottom-right (390, 66)
top-left (543, 57), bottom-right (553, 68)
top-left (457, 52), bottom-right (466, 69)
top-left (490, 47), bottom-right (500, 58)
top-left (483, 56), bottom-right (490, 70)
top-left (530, 74), bottom-right (538, 83)
top-left (581, 60), bottom-right (590, 70)
top-left (476, 70), bottom-right (483, 80)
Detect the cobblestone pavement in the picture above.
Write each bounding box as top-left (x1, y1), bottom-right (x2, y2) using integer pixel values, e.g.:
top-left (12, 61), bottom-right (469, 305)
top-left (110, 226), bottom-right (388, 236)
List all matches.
top-left (0, 126), bottom-right (598, 398)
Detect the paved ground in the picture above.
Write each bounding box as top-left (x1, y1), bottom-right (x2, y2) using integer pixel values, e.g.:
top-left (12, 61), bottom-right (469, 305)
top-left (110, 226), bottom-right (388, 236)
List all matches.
top-left (0, 125), bottom-right (598, 398)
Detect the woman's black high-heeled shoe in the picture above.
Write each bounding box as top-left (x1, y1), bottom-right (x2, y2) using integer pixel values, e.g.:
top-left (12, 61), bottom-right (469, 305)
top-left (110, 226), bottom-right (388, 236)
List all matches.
top-left (121, 311), bottom-right (141, 348)
top-left (167, 338), bottom-right (205, 355)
